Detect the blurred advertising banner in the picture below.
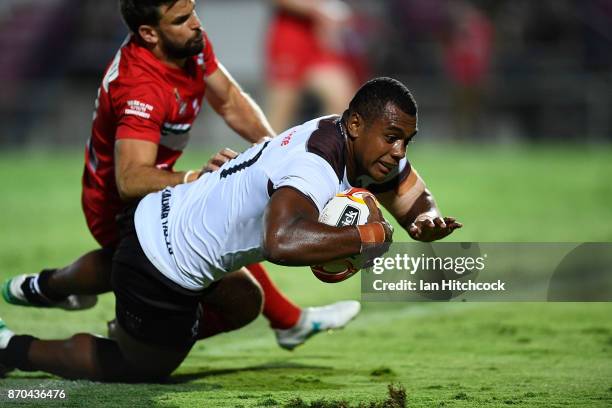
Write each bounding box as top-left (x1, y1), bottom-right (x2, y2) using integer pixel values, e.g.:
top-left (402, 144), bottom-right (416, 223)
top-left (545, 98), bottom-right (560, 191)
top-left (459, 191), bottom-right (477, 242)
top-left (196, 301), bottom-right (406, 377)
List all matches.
top-left (361, 243), bottom-right (612, 302)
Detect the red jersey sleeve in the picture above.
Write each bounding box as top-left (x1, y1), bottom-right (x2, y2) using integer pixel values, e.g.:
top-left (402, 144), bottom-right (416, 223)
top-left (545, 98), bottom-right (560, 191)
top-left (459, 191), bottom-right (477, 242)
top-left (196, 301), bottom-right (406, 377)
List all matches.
top-left (202, 31), bottom-right (219, 77)
top-left (113, 82), bottom-right (168, 144)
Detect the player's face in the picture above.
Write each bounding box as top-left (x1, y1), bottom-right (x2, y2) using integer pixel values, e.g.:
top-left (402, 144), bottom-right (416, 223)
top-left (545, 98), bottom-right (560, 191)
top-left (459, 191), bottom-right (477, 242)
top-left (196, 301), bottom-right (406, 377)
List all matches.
top-left (157, 0), bottom-right (204, 59)
top-left (351, 103), bottom-right (417, 181)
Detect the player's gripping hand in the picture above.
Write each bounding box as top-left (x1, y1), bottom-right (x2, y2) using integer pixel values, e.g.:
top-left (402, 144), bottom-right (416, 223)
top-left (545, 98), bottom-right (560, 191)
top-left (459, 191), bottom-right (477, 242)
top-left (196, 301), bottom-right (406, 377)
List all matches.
top-left (364, 196), bottom-right (394, 242)
top-left (359, 195), bottom-right (394, 267)
top-left (408, 216), bottom-right (462, 242)
top-left (183, 148), bottom-right (240, 184)
top-left (202, 148), bottom-right (239, 173)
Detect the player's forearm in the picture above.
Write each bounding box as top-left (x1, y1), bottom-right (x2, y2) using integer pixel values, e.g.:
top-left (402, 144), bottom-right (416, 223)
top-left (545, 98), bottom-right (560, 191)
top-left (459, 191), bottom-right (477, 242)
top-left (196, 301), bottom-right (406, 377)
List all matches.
top-left (116, 166), bottom-right (192, 201)
top-left (398, 190), bottom-right (441, 230)
top-left (223, 90), bottom-right (276, 142)
top-left (263, 218), bottom-right (362, 266)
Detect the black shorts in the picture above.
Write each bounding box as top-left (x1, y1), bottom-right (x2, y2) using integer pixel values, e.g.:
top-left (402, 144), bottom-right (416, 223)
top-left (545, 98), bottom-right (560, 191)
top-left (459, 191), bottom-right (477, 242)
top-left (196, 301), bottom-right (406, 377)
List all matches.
top-left (112, 207), bottom-right (215, 350)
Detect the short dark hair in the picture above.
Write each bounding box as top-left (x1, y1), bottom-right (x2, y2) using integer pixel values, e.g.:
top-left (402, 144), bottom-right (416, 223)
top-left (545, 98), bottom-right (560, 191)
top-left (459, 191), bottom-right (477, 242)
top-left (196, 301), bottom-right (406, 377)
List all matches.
top-left (345, 77), bottom-right (417, 124)
top-left (119, 0), bottom-right (179, 33)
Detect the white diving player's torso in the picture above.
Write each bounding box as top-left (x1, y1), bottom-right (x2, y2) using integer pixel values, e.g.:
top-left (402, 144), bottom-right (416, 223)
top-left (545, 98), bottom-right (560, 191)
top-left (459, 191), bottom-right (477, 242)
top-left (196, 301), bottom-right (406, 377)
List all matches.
top-left (135, 115), bottom-right (410, 291)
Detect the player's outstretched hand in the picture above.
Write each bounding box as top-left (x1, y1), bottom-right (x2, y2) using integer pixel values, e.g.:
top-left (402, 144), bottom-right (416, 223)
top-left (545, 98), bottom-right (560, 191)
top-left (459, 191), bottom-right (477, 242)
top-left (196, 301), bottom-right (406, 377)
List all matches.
top-left (203, 148), bottom-right (238, 173)
top-left (409, 216), bottom-right (462, 242)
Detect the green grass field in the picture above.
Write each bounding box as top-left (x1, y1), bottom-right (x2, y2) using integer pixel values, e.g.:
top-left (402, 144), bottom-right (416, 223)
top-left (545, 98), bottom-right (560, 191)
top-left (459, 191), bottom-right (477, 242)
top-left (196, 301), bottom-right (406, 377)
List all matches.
top-left (0, 144), bottom-right (611, 407)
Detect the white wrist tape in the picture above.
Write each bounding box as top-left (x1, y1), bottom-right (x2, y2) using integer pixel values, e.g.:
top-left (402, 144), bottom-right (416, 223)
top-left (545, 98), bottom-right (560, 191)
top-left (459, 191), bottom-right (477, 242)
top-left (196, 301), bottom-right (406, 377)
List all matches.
top-left (183, 170), bottom-right (196, 184)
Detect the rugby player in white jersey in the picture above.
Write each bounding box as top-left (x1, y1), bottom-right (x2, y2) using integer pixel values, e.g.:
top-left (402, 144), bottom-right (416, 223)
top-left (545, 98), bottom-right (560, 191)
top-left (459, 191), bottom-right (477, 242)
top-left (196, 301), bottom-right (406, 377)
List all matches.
top-left (0, 77), bottom-right (461, 381)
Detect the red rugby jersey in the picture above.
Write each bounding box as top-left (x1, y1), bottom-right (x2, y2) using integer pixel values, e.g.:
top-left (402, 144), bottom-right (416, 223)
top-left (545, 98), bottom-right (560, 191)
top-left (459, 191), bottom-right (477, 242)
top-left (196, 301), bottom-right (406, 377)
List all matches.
top-left (82, 33), bottom-right (218, 237)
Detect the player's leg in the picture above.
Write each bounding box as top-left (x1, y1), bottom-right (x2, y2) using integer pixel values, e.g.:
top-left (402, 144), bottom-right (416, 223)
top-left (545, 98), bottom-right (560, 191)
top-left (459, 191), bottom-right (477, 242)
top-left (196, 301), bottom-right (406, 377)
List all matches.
top-left (305, 64), bottom-right (356, 116)
top-left (195, 268), bottom-right (263, 340)
top-left (0, 317), bottom-right (191, 382)
top-left (2, 202), bottom-right (118, 309)
top-left (2, 248), bottom-right (110, 310)
top-left (0, 268), bottom-right (266, 380)
top-left (246, 263), bottom-right (300, 330)
top-left (266, 82), bottom-right (302, 132)
top-left (264, 14), bottom-right (308, 132)
top-left (106, 267), bottom-right (264, 341)
top-left (44, 248), bottom-right (113, 296)
top-left (214, 264), bottom-right (361, 350)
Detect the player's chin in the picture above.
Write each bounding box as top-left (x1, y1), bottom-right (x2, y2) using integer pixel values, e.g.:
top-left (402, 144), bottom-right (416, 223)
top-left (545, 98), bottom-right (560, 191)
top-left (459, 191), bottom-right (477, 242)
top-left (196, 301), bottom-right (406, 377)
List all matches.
top-left (186, 40), bottom-right (204, 55)
top-left (368, 164), bottom-right (389, 182)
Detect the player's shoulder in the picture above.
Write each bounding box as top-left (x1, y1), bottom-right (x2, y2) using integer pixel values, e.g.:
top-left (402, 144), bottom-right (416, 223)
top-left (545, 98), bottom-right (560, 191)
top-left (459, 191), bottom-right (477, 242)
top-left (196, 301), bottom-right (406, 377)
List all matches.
top-left (274, 115), bottom-right (340, 146)
top-left (303, 115), bottom-right (346, 182)
top-left (269, 115), bottom-right (346, 182)
top-left (113, 40), bottom-right (169, 89)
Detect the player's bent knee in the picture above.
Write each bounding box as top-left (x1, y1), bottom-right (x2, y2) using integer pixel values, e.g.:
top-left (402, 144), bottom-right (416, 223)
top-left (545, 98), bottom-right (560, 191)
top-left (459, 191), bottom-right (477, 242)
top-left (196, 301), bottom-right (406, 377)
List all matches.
top-left (234, 271), bottom-right (263, 328)
top-left (60, 333), bottom-right (115, 380)
top-left (224, 269), bottom-right (263, 329)
top-left (239, 282), bottom-right (263, 327)
top-left (58, 333), bottom-right (154, 382)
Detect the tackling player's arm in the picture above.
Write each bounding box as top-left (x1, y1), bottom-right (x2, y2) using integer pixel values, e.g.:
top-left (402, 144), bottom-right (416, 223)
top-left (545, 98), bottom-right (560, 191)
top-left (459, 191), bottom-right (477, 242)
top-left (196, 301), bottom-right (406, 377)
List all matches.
top-left (263, 187), bottom-right (391, 266)
top-left (114, 139), bottom-right (196, 200)
top-left (376, 169), bottom-right (462, 242)
top-left (115, 139), bottom-right (237, 200)
top-left (205, 64), bottom-right (276, 143)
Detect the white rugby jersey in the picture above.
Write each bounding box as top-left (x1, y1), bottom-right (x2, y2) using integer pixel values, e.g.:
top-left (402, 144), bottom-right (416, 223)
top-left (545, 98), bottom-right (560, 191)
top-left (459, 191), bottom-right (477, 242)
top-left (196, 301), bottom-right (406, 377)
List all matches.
top-left (135, 115), bottom-right (411, 291)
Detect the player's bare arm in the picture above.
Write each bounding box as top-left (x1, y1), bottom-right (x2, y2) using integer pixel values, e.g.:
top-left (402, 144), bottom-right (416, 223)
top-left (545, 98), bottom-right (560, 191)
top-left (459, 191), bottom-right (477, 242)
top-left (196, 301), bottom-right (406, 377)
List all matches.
top-left (205, 64), bottom-right (276, 143)
top-left (114, 139), bottom-right (196, 200)
top-left (115, 140), bottom-right (239, 199)
top-left (263, 187), bottom-right (392, 266)
top-left (377, 170), bottom-right (462, 242)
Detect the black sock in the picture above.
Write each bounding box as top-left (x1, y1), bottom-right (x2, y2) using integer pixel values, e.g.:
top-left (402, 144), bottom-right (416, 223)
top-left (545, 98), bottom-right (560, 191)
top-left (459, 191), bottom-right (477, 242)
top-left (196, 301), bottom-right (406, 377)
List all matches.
top-left (0, 335), bottom-right (38, 371)
top-left (20, 269), bottom-right (65, 305)
top-left (37, 269), bottom-right (66, 302)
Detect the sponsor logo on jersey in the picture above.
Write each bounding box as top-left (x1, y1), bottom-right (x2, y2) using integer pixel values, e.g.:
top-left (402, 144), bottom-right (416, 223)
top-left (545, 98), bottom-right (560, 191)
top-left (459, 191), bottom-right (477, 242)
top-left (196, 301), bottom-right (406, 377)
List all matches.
top-left (174, 88), bottom-right (188, 116)
top-left (336, 205), bottom-right (360, 227)
top-left (281, 130), bottom-right (295, 146)
top-left (125, 100), bottom-right (154, 119)
top-left (192, 99), bottom-right (201, 116)
top-left (161, 188), bottom-right (173, 255)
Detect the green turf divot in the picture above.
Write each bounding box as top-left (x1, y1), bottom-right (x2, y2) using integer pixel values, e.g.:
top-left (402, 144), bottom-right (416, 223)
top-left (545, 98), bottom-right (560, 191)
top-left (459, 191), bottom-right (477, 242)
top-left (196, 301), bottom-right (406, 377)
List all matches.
top-left (284, 384), bottom-right (406, 408)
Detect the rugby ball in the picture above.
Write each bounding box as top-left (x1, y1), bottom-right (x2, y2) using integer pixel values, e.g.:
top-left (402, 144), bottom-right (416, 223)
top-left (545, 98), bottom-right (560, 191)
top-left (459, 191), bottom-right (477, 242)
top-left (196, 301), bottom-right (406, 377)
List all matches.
top-left (311, 188), bottom-right (376, 283)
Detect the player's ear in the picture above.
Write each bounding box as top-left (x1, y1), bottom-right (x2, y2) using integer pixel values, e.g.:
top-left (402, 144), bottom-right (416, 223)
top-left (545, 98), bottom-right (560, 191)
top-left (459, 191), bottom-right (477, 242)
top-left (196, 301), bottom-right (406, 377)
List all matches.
top-left (346, 112), bottom-right (363, 140)
top-left (137, 25), bottom-right (159, 46)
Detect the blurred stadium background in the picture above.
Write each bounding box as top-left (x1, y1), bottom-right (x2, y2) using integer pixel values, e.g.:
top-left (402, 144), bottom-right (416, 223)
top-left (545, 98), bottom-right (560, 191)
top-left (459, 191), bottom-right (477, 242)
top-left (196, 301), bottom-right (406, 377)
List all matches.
top-left (1, 1), bottom-right (611, 407)
top-left (1, 0), bottom-right (611, 148)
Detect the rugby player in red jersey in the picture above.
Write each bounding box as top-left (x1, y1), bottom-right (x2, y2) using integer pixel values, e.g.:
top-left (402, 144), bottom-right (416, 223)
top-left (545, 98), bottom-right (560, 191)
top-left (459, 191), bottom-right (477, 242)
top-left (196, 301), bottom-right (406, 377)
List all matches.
top-left (2, 0), bottom-right (359, 350)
